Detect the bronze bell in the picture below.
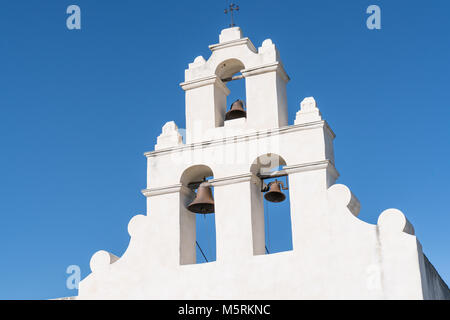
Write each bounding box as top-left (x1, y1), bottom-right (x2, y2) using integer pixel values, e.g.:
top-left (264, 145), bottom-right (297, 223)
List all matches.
top-left (187, 182), bottom-right (215, 214)
top-left (264, 180), bottom-right (287, 203)
top-left (225, 99), bottom-right (246, 121)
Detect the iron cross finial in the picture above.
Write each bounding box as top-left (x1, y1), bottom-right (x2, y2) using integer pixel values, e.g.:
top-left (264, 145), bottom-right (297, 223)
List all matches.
top-left (224, 3), bottom-right (239, 27)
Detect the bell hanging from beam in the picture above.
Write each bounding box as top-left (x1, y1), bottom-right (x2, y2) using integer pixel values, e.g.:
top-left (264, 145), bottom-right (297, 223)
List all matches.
top-left (225, 99), bottom-right (247, 121)
top-left (264, 180), bottom-right (288, 203)
top-left (187, 182), bottom-right (215, 214)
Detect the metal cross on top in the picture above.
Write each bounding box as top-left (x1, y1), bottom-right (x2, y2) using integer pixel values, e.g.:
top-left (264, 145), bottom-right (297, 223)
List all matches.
top-left (224, 3), bottom-right (239, 27)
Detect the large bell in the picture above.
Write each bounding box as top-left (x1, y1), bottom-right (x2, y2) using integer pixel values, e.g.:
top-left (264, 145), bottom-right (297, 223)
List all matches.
top-left (187, 182), bottom-right (215, 214)
top-left (225, 99), bottom-right (246, 121)
top-left (264, 180), bottom-right (286, 203)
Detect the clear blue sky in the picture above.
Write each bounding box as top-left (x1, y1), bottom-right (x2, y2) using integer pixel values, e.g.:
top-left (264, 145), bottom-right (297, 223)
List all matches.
top-left (0, 0), bottom-right (448, 299)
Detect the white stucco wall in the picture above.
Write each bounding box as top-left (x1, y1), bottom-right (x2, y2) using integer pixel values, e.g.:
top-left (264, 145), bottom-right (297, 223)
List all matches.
top-left (75, 28), bottom-right (449, 300)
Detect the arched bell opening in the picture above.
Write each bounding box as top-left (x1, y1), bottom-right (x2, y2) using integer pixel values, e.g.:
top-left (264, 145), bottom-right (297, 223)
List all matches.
top-left (215, 59), bottom-right (248, 125)
top-left (250, 154), bottom-right (293, 255)
top-left (180, 165), bottom-right (217, 265)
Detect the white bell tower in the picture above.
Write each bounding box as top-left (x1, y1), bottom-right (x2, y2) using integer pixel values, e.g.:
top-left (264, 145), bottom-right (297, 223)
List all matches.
top-left (76, 27), bottom-right (450, 300)
top-left (181, 27), bottom-right (289, 143)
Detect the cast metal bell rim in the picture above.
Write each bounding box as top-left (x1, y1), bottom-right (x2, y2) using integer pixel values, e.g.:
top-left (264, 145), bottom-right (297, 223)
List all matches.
top-left (264, 192), bottom-right (286, 201)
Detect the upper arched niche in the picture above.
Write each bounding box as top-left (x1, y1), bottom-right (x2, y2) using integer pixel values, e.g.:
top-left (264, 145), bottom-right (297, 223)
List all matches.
top-left (250, 153), bottom-right (287, 175)
top-left (215, 58), bottom-right (245, 80)
top-left (180, 165), bottom-right (214, 186)
top-left (183, 27), bottom-right (282, 84)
